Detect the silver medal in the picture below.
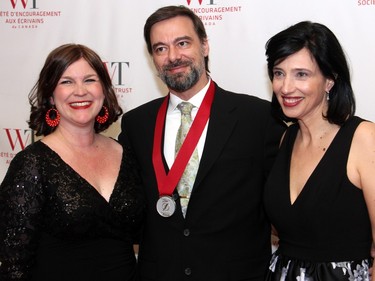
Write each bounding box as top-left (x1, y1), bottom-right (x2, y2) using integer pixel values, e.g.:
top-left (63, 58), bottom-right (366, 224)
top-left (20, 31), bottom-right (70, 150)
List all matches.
top-left (156, 196), bottom-right (176, 217)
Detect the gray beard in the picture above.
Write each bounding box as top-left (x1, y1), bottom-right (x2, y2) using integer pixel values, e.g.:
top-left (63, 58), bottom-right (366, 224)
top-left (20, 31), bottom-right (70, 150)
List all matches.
top-left (159, 57), bottom-right (205, 93)
top-left (161, 68), bottom-right (200, 93)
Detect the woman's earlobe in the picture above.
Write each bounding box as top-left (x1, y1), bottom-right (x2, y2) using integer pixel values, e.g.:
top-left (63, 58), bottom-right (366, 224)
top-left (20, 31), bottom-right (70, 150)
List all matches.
top-left (327, 80), bottom-right (334, 92)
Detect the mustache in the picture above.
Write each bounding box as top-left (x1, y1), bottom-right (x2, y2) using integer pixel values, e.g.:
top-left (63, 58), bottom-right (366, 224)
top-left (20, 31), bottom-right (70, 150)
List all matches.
top-left (163, 60), bottom-right (191, 71)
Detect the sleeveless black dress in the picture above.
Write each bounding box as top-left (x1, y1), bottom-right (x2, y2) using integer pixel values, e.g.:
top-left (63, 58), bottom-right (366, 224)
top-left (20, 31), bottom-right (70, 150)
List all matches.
top-left (263, 117), bottom-right (372, 280)
top-left (0, 141), bottom-right (145, 281)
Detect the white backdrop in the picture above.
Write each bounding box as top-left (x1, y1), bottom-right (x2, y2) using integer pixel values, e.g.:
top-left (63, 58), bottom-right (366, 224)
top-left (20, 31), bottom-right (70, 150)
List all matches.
top-left (1, 0), bottom-right (374, 181)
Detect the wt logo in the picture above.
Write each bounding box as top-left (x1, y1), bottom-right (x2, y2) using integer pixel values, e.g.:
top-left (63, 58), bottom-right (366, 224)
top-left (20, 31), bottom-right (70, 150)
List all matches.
top-left (9, 0), bottom-right (38, 9)
top-left (4, 129), bottom-right (32, 151)
top-left (103, 61), bottom-right (130, 86)
top-left (186, 0), bottom-right (217, 5)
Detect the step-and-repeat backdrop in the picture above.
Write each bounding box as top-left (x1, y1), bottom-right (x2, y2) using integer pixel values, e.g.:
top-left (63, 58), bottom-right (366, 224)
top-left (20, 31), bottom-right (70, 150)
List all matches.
top-left (1, 0), bottom-right (374, 181)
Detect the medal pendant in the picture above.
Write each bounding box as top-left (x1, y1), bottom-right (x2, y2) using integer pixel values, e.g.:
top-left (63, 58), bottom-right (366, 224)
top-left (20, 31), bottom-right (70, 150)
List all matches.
top-left (156, 196), bottom-right (176, 217)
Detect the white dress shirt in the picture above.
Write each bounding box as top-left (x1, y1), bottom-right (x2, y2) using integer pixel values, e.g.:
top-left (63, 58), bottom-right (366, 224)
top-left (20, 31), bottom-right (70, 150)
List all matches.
top-left (163, 80), bottom-right (211, 169)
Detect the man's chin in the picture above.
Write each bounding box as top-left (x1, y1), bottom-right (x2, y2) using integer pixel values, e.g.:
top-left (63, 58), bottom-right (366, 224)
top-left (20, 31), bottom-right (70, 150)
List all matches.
top-left (168, 86), bottom-right (187, 93)
top-left (165, 79), bottom-right (189, 92)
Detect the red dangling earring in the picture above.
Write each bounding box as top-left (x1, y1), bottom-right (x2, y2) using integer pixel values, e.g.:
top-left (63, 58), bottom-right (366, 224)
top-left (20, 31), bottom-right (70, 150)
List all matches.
top-left (96, 106), bottom-right (109, 124)
top-left (45, 107), bottom-right (60, 127)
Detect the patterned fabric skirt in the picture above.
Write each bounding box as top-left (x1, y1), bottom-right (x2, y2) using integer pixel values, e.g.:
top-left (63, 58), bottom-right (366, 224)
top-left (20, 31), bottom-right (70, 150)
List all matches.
top-left (265, 252), bottom-right (372, 281)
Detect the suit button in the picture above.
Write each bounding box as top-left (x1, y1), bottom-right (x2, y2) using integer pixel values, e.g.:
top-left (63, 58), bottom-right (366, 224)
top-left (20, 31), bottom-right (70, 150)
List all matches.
top-left (183, 229), bottom-right (190, 236)
top-left (184, 268), bottom-right (192, 276)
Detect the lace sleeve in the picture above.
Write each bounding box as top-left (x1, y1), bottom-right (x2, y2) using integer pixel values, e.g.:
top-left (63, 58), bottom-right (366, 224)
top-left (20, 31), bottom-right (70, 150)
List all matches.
top-left (0, 148), bottom-right (45, 280)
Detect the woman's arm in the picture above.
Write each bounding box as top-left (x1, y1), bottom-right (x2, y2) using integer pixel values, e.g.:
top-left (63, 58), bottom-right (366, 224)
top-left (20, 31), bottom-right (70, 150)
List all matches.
top-left (0, 150), bottom-right (44, 280)
top-left (349, 121), bottom-right (375, 279)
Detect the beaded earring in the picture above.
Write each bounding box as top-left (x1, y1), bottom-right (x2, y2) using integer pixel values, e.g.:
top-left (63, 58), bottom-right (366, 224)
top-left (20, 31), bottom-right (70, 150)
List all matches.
top-left (96, 106), bottom-right (109, 124)
top-left (45, 107), bottom-right (60, 127)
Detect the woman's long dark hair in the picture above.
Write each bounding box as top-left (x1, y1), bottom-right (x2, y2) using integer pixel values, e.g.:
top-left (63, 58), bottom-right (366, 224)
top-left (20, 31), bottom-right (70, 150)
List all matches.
top-left (265, 21), bottom-right (355, 125)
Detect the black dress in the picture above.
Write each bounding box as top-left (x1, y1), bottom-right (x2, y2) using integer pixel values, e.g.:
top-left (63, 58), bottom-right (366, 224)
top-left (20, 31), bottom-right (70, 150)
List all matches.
top-left (0, 141), bottom-right (145, 281)
top-left (263, 117), bottom-right (372, 280)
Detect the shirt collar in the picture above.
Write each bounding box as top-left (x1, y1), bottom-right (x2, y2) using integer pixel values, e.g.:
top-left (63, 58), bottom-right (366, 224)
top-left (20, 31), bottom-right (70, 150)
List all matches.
top-left (168, 78), bottom-right (211, 112)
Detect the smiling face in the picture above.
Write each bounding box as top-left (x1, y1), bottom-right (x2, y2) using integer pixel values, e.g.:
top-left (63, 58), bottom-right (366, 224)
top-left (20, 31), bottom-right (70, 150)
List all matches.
top-left (51, 58), bottom-right (104, 130)
top-left (150, 15), bottom-right (209, 99)
top-left (272, 48), bottom-right (334, 123)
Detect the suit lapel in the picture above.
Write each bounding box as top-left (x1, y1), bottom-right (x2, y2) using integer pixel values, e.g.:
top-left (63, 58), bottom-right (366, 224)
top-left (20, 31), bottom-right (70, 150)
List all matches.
top-left (192, 88), bottom-right (238, 191)
top-left (150, 90), bottom-right (237, 216)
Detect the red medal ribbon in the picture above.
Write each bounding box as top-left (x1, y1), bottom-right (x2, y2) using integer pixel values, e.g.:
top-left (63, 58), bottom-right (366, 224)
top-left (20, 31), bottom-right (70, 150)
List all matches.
top-left (152, 80), bottom-right (215, 197)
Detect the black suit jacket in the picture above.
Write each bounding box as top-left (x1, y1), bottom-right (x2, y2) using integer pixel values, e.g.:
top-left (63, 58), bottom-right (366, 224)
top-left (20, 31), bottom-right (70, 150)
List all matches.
top-left (119, 83), bottom-right (285, 281)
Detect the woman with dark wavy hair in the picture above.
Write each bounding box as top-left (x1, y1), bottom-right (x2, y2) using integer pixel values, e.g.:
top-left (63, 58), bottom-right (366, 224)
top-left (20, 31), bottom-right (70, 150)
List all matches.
top-left (0, 44), bottom-right (144, 281)
top-left (263, 21), bottom-right (375, 280)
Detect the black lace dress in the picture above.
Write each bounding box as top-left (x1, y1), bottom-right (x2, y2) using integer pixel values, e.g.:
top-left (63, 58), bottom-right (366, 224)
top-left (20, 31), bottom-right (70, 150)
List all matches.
top-left (0, 141), bottom-right (145, 281)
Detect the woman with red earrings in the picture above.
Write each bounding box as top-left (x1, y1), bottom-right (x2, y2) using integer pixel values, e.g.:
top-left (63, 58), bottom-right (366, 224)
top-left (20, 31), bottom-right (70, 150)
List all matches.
top-left (0, 44), bottom-right (144, 281)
